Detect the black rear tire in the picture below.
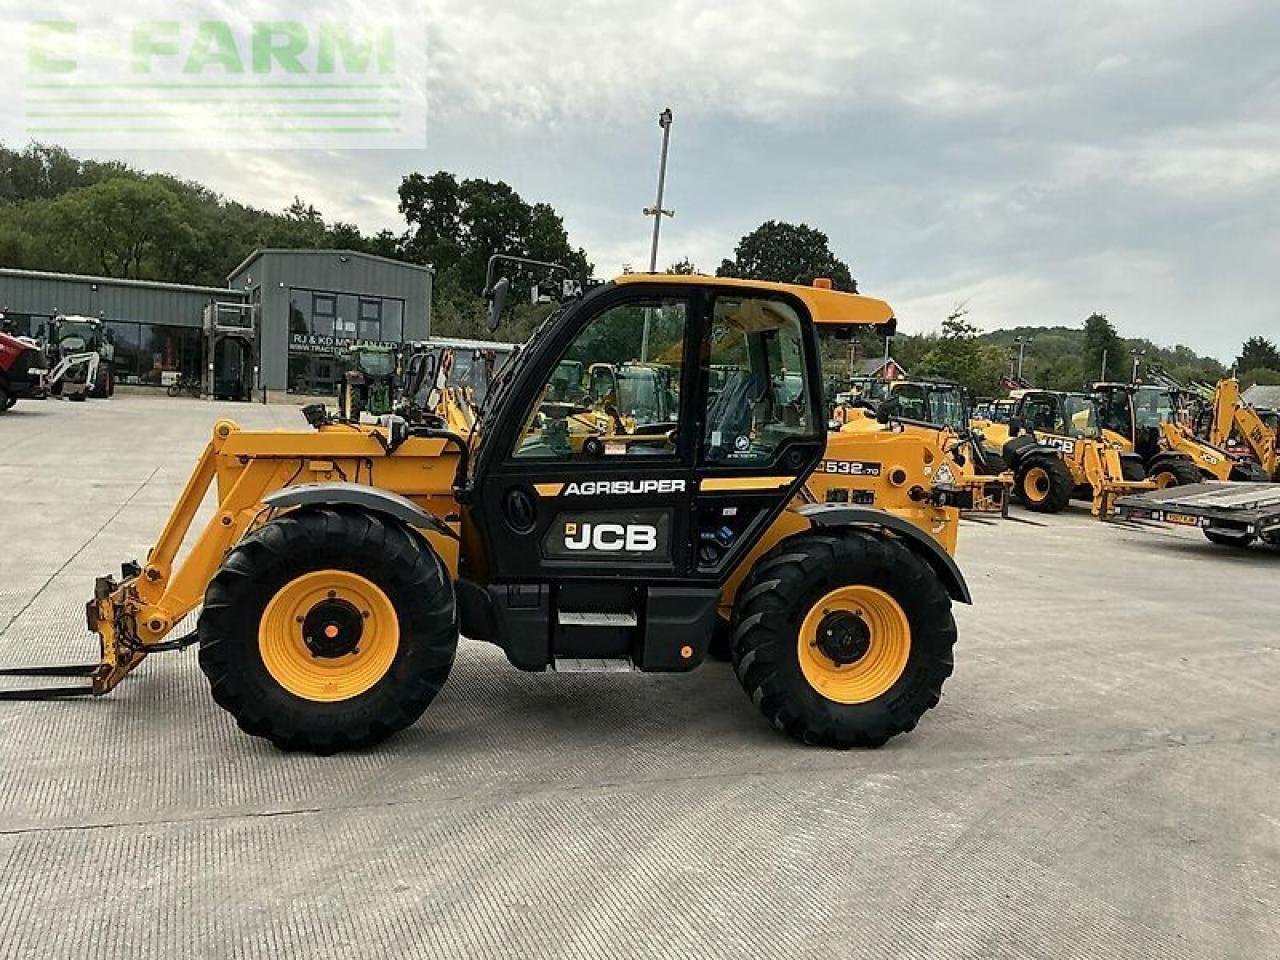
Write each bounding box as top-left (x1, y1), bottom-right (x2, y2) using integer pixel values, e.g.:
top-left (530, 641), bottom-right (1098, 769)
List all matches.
top-left (1120, 457), bottom-right (1147, 482)
top-left (731, 529), bottom-right (957, 748)
top-left (1013, 454), bottom-right (1073, 513)
top-left (1150, 458), bottom-right (1201, 488)
top-left (198, 507), bottom-right (457, 754)
top-left (0, 384), bottom-right (10, 414)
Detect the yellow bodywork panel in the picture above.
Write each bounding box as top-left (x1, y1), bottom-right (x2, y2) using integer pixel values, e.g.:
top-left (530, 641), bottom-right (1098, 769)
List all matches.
top-left (614, 273), bottom-right (894, 328)
top-left (87, 419), bottom-right (461, 695)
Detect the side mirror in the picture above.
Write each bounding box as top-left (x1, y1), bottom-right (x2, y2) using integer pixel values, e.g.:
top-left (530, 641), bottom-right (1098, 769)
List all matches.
top-left (486, 277), bottom-right (511, 334)
top-left (1008, 416), bottom-right (1023, 437)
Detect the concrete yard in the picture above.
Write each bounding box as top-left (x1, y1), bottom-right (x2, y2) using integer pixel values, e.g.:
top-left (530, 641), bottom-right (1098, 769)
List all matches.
top-left (0, 396), bottom-right (1277, 960)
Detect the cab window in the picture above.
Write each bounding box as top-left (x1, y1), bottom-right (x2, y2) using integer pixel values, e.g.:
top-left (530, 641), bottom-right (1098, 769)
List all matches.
top-left (512, 298), bottom-right (686, 460)
top-left (703, 296), bottom-right (816, 465)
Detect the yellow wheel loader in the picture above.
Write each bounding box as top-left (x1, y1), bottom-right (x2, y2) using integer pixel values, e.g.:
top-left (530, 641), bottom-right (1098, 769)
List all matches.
top-left (981, 390), bottom-right (1154, 517)
top-left (2, 270), bottom-right (970, 756)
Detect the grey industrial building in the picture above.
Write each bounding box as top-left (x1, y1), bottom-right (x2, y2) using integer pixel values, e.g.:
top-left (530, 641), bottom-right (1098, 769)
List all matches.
top-left (227, 250), bottom-right (432, 395)
top-left (0, 249), bottom-right (431, 395)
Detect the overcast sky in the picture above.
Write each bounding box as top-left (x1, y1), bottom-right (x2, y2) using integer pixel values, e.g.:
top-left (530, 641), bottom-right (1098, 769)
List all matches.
top-left (10, 0), bottom-right (1280, 360)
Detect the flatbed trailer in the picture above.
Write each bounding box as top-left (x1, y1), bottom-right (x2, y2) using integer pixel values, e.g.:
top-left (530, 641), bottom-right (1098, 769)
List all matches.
top-left (1116, 481), bottom-right (1280, 548)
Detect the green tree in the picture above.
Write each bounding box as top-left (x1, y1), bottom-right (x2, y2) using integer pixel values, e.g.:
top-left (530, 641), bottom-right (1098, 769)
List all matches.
top-left (46, 178), bottom-right (189, 279)
top-left (716, 220), bottom-right (856, 290)
top-left (1081, 313), bottom-right (1130, 383)
top-left (1236, 336), bottom-right (1280, 374)
top-left (1240, 367), bottom-right (1280, 388)
top-left (397, 170), bottom-right (592, 336)
top-left (666, 256), bottom-right (697, 274)
top-left (914, 308), bottom-right (1008, 395)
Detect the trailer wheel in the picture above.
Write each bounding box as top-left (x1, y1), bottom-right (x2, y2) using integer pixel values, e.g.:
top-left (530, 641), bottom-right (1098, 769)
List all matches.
top-left (0, 384), bottom-right (10, 414)
top-left (198, 507), bottom-right (457, 754)
top-left (1204, 528), bottom-right (1255, 548)
top-left (1014, 454), bottom-right (1072, 512)
top-left (1150, 459), bottom-right (1201, 488)
top-left (731, 529), bottom-right (956, 748)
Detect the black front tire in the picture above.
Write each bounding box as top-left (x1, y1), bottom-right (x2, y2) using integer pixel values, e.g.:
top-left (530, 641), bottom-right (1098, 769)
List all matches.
top-left (1014, 454), bottom-right (1073, 513)
top-left (731, 529), bottom-right (957, 748)
top-left (198, 508), bottom-right (457, 754)
top-left (1150, 458), bottom-right (1201, 487)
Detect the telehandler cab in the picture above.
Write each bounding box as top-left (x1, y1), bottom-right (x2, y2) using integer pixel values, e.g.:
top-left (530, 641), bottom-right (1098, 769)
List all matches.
top-left (2, 271), bottom-right (968, 755)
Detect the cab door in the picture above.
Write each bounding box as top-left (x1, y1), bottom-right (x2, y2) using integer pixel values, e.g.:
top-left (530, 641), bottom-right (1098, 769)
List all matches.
top-left (463, 280), bottom-right (825, 670)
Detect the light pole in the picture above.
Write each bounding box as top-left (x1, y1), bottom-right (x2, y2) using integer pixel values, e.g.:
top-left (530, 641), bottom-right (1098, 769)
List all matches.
top-left (1014, 336), bottom-right (1031, 380)
top-left (645, 108), bottom-right (675, 273)
top-left (641, 108), bottom-right (674, 361)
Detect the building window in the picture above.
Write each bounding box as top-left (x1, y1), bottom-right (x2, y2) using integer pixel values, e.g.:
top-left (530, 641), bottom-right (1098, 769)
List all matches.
top-left (311, 293), bottom-right (336, 336)
top-left (358, 298), bottom-right (382, 341)
top-left (382, 300), bottom-right (404, 342)
top-left (103, 321), bottom-right (200, 384)
top-left (286, 287), bottom-right (411, 394)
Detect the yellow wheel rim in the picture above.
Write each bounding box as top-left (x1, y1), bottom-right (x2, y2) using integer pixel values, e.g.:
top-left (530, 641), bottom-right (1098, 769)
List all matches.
top-left (797, 585), bottom-right (911, 704)
top-left (1023, 466), bottom-right (1050, 502)
top-left (1154, 471), bottom-right (1177, 488)
top-left (258, 570), bottom-right (399, 703)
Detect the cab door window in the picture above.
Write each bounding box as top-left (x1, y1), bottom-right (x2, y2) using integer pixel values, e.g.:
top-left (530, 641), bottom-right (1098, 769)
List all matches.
top-left (512, 298), bottom-right (686, 460)
top-left (703, 296), bottom-right (817, 465)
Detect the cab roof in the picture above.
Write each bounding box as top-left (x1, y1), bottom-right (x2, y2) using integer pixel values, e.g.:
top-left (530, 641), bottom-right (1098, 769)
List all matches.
top-left (613, 274), bottom-right (895, 327)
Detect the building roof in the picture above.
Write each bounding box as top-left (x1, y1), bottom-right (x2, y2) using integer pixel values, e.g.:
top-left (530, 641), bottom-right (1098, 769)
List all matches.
top-left (1242, 384), bottom-right (1280, 409)
top-left (856, 356), bottom-right (906, 376)
top-left (0, 267), bottom-right (238, 298)
top-left (615, 274), bottom-right (894, 327)
top-left (227, 248), bottom-right (434, 284)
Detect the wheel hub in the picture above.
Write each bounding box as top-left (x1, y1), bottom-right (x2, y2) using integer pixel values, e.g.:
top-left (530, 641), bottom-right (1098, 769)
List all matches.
top-left (814, 610), bottom-right (872, 666)
top-left (301, 598), bottom-right (364, 659)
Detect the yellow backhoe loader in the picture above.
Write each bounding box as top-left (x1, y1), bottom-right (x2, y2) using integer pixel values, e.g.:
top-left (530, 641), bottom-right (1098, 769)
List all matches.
top-left (1091, 382), bottom-right (1264, 485)
top-left (2, 268), bottom-right (970, 757)
top-left (1200, 378), bottom-right (1279, 479)
top-left (981, 389), bottom-right (1154, 516)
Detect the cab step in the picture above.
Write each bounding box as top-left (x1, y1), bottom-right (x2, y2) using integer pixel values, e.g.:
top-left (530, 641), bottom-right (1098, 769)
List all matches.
top-left (553, 658), bottom-right (634, 673)
top-left (556, 610), bottom-right (638, 627)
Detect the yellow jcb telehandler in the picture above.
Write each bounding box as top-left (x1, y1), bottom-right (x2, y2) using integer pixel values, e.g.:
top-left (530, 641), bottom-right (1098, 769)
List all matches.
top-left (830, 379), bottom-right (1014, 516)
top-left (2, 269), bottom-right (970, 756)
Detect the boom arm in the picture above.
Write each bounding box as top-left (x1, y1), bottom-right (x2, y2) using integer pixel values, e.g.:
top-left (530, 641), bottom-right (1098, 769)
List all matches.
top-left (86, 419), bottom-right (460, 695)
top-left (1208, 379), bottom-right (1277, 476)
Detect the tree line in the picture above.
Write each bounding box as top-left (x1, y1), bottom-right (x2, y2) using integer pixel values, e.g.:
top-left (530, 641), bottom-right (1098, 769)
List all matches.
top-left (1, 142), bottom-right (1272, 395)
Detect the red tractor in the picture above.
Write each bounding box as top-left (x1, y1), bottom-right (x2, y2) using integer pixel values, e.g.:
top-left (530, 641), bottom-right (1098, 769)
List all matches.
top-left (0, 331), bottom-right (48, 413)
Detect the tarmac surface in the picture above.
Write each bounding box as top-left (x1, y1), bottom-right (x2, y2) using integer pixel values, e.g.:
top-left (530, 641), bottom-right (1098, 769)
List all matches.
top-left (0, 396), bottom-right (1277, 959)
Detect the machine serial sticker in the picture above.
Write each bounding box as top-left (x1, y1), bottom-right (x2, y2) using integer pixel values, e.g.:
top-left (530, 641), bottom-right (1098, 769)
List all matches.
top-left (818, 460), bottom-right (882, 477)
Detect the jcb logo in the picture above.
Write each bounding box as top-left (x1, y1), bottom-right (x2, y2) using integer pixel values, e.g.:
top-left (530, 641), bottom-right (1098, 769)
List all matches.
top-left (564, 522), bottom-right (658, 552)
top-left (1045, 436), bottom-right (1076, 455)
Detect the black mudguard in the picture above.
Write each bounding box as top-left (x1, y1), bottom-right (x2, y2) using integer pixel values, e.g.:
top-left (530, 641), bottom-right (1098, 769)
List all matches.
top-left (262, 481), bottom-right (459, 540)
top-left (795, 501), bottom-right (971, 604)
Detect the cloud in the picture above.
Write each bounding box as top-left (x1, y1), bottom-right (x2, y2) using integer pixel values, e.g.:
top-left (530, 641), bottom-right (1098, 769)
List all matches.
top-left (4, 0), bottom-right (1277, 359)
